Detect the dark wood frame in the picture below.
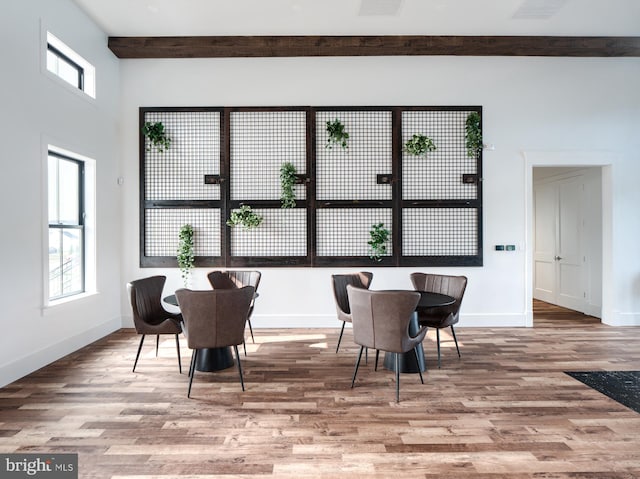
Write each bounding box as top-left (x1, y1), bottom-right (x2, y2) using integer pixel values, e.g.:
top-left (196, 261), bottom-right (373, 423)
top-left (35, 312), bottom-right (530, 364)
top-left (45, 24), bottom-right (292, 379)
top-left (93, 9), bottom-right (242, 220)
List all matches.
top-left (140, 105), bottom-right (483, 268)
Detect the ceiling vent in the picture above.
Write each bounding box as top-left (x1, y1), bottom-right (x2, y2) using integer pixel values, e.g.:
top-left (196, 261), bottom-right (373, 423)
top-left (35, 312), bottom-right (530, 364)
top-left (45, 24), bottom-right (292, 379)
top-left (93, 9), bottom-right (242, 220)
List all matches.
top-left (358, 0), bottom-right (403, 16)
top-left (512, 0), bottom-right (568, 19)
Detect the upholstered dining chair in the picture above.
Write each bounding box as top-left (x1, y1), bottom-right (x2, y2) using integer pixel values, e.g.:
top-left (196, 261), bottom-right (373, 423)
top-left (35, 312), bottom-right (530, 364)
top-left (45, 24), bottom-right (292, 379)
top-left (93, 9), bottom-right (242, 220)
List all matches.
top-left (346, 286), bottom-right (427, 403)
top-left (331, 272), bottom-right (373, 353)
top-left (127, 275), bottom-right (183, 374)
top-left (207, 270), bottom-right (261, 344)
top-left (410, 273), bottom-right (468, 368)
top-left (175, 286), bottom-right (255, 398)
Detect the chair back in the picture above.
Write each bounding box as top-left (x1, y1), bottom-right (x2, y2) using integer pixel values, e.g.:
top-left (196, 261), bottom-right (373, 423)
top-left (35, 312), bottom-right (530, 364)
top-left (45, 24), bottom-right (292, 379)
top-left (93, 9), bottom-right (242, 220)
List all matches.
top-left (331, 272), bottom-right (373, 318)
top-left (175, 286), bottom-right (254, 350)
top-left (346, 286), bottom-right (422, 354)
top-left (410, 273), bottom-right (467, 322)
top-left (127, 275), bottom-right (169, 332)
top-left (208, 270), bottom-right (261, 290)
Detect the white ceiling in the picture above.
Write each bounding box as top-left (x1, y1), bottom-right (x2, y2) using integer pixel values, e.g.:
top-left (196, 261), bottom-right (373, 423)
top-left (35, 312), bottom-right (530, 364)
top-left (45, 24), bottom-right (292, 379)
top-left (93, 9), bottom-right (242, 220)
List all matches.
top-left (72, 0), bottom-right (640, 37)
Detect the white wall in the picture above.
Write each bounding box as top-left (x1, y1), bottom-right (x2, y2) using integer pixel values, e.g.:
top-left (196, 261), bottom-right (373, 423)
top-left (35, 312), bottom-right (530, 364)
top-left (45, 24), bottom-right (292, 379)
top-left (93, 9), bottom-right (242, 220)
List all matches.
top-left (0, 0), bottom-right (121, 386)
top-left (119, 56), bottom-right (640, 328)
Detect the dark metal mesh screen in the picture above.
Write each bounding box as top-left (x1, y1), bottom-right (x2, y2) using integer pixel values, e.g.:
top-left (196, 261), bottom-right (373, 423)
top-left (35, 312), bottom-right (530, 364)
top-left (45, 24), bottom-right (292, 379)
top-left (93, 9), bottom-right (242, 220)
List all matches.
top-left (230, 208), bottom-right (306, 257)
top-left (145, 208), bottom-right (221, 257)
top-left (402, 110), bottom-right (477, 201)
top-left (230, 111), bottom-right (307, 201)
top-left (317, 208), bottom-right (393, 257)
top-left (144, 111), bottom-right (221, 201)
top-left (316, 111), bottom-right (393, 201)
top-left (402, 208), bottom-right (478, 256)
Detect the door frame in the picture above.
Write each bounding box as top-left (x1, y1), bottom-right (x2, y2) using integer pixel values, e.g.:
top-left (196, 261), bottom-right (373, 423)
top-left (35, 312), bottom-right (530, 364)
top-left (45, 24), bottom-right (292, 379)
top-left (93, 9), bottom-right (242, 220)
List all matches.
top-left (523, 150), bottom-right (613, 327)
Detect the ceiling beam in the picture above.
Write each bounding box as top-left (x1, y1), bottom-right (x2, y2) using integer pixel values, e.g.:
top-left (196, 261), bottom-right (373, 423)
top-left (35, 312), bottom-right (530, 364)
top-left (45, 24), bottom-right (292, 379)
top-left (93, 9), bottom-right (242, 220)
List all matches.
top-left (108, 35), bottom-right (640, 59)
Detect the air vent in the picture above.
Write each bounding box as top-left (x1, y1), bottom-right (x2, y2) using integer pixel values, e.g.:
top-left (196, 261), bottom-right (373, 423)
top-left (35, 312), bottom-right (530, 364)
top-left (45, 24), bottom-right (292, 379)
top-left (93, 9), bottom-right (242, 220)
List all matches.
top-left (358, 0), bottom-right (403, 16)
top-left (512, 0), bottom-right (568, 19)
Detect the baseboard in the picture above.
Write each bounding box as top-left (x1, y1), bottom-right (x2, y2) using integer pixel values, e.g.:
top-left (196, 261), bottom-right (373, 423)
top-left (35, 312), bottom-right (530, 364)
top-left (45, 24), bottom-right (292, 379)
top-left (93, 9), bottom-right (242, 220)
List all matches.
top-left (0, 317), bottom-right (121, 388)
top-left (457, 313), bottom-right (528, 327)
top-left (604, 311), bottom-right (640, 326)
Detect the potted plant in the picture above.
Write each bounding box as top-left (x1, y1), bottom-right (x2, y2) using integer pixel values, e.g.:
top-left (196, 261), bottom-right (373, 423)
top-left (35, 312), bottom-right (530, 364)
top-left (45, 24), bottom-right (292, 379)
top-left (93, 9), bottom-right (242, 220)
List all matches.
top-left (326, 118), bottom-right (349, 150)
top-left (142, 121), bottom-right (171, 153)
top-left (403, 134), bottom-right (437, 156)
top-left (226, 205), bottom-right (263, 230)
top-left (177, 224), bottom-right (194, 286)
top-left (465, 112), bottom-right (482, 158)
top-left (280, 162), bottom-right (297, 209)
top-left (368, 222), bottom-right (390, 262)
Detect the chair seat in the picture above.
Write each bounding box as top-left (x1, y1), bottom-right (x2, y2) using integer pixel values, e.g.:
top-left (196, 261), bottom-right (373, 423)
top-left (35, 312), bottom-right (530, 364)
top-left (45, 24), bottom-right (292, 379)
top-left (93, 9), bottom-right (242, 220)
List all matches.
top-left (417, 313), bottom-right (457, 328)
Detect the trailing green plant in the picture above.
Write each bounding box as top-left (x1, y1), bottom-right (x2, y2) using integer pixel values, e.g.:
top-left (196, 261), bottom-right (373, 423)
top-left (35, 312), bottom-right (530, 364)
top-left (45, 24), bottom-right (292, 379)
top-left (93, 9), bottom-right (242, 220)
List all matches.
top-left (226, 205), bottom-right (263, 230)
top-left (465, 111), bottom-right (483, 158)
top-left (403, 134), bottom-right (437, 156)
top-left (177, 224), bottom-right (195, 286)
top-left (325, 118), bottom-right (349, 150)
top-left (368, 222), bottom-right (390, 262)
top-left (142, 121), bottom-right (171, 153)
top-left (280, 162), bottom-right (297, 209)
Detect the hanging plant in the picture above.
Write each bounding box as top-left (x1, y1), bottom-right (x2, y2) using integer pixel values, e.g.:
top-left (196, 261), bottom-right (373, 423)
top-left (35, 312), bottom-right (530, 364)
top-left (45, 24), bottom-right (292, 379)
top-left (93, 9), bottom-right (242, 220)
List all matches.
top-left (465, 112), bottom-right (483, 158)
top-left (142, 121), bottom-right (171, 153)
top-left (326, 118), bottom-right (349, 150)
top-left (368, 222), bottom-right (390, 262)
top-left (227, 205), bottom-right (263, 230)
top-left (403, 134), bottom-right (437, 156)
top-left (280, 162), bottom-right (297, 209)
top-left (177, 224), bottom-right (195, 286)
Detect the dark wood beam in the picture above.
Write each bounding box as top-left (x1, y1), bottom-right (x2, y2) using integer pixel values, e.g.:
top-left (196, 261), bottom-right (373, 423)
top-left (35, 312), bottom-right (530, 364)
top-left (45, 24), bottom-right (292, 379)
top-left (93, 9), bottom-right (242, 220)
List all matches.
top-left (108, 35), bottom-right (640, 58)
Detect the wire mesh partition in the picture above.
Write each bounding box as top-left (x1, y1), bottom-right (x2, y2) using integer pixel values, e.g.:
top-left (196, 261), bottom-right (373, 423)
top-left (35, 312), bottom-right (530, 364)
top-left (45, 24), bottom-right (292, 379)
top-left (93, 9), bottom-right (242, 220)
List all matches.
top-left (145, 208), bottom-right (221, 257)
top-left (402, 207), bottom-right (478, 256)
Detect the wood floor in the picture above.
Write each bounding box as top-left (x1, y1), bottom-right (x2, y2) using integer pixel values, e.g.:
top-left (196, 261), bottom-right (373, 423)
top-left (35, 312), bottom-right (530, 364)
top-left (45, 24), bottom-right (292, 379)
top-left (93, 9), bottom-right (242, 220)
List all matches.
top-left (1, 303), bottom-right (639, 478)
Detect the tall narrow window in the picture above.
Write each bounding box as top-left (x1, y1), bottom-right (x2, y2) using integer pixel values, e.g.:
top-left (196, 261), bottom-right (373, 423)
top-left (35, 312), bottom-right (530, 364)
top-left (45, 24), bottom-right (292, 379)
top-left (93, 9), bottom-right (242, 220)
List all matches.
top-left (48, 152), bottom-right (85, 300)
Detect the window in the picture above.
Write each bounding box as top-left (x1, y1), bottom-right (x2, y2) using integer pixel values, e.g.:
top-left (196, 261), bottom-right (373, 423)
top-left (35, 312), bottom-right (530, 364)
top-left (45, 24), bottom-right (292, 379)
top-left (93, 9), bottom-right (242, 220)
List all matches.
top-left (48, 151), bottom-right (85, 300)
top-left (45, 32), bottom-right (96, 98)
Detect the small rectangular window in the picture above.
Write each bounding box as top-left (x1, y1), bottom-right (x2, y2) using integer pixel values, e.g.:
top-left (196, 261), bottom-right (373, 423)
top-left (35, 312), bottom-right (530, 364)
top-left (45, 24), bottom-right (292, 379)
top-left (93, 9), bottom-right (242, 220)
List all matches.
top-left (48, 152), bottom-right (85, 300)
top-left (46, 32), bottom-right (95, 98)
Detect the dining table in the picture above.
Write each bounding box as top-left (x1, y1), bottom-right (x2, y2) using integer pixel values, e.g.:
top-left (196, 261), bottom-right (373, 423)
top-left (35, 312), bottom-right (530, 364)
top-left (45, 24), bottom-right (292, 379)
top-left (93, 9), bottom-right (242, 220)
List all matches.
top-left (382, 291), bottom-right (455, 374)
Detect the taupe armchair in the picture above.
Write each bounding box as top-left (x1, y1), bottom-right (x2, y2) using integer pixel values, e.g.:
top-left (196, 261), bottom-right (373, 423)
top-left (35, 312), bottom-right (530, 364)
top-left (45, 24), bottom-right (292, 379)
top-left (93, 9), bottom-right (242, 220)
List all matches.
top-left (331, 272), bottom-right (373, 353)
top-left (175, 286), bottom-right (255, 398)
top-left (208, 270), bottom-right (261, 344)
top-left (410, 273), bottom-right (468, 368)
top-left (346, 286), bottom-right (427, 403)
top-left (127, 275), bottom-right (183, 373)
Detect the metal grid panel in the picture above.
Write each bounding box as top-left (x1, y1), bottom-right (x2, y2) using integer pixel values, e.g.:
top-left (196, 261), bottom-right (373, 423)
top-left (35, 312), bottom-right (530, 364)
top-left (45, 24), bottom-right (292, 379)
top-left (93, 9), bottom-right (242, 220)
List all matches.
top-left (145, 208), bottom-right (221, 257)
top-left (230, 209), bottom-right (306, 257)
top-left (402, 208), bottom-right (478, 256)
top-left (317, 208), bottom-right (393, 257)
top-left (316, 111), bottom-right (393, 201)
top-left (402, 110), bottom-right (477, 201)
top-left (144, 111), bottom-right (221, 201)
top-left (230, 111), bottom-right (307, 201)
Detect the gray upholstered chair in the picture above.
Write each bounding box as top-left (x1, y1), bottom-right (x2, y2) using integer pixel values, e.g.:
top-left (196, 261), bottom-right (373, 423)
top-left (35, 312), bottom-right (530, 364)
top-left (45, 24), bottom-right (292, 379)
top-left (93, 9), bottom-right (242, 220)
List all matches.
top-left (175, 286), bottom-right (254, 397)
top-left (331, 272), bottom-right (373, 353)
top-left (346, 286), bottom-right (427, 403)
top-left (207, 270), bottom-right (261, 344)
top-left (127, 275), bottom-right (183, 373)
top-left (410, 273), bottom-right (468, 368)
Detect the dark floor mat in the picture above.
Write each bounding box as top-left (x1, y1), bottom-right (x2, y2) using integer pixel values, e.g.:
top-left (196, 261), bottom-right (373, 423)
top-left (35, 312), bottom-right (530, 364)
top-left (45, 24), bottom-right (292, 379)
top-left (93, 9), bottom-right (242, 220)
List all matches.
top-left (565, 370), bottom-right (640, 413)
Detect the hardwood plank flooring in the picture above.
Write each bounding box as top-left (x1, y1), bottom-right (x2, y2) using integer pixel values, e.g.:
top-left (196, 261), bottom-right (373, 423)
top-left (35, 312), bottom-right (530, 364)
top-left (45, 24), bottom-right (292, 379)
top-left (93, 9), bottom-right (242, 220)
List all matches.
top-left (1, 308), bottom-right (639, 478)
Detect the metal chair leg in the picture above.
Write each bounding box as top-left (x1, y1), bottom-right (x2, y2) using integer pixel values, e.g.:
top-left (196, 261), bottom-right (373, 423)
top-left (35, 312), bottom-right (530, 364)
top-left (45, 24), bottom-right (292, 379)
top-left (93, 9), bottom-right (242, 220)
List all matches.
top-left (133, 335), bottom-right (145, 372)
top-left (187, 350), bottom-right (198, 398)
top-left (413, 347), bottom-right (424, 384)
top-left (374, 349), bottom-right (380, 371)
top-left (234, 345), bottom-right (245, 391)
top-left (175, 334), bottom-right (182, 374)
top-left (156, 335), bottom-right (159, 357)
top-left (436, 329), bottom-right (442, 368)
top-left (247, 319), bottom-right (255, 343)
top-left (451, 326), bottom-right (461, 358)
top-left (395, 353), bottom-right (400, 403)
top-left (336, 322), bottom-right (346, 353)
top-left (243, 340), bottom-right (247, 357)
top-left (351, 346), bottom-right (364, 388)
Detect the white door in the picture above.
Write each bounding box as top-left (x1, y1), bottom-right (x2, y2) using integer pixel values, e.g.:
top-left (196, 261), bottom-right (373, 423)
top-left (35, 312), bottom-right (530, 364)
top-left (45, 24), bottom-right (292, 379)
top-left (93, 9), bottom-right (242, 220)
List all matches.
top-left (533, 175), bottom-right (585, 312)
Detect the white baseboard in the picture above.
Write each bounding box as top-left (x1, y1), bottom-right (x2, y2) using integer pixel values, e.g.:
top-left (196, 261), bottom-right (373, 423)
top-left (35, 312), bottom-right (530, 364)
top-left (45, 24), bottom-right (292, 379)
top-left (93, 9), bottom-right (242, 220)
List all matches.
top-left (0, 317), bottom-right (121, 388)
top-left (457, 313), bottom-right (528, 328)
top-left (604, 311), bottom-right (640, 326)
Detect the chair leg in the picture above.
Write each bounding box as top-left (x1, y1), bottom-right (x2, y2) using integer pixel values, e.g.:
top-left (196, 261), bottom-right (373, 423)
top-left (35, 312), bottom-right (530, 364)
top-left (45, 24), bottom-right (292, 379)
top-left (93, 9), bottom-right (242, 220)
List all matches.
top-left (175, 334), bottom-right (182, 374)
top-left (451, 326), bottom-right (461, 358)
top-left (351, 346), bottom-right (364, 388)
top-left (133, 335), bottom-right (145, 372)
top-left (336, 322), bottom-right (346, 353)
top-left (436, 329), bottom-right (442, 368)
top-left (247, 319), bottom-right (255, 343)
top-left (187, 350), bottom-right (198, 398)
top-left (243, 340), bottom-right (247, 357)
top-left (374, 349), bottom-right (380, 371)
top-left (234, 345), bottom-right (245, 391)
top-left (156, 335), bottom-right (159, 357)
top-left (395, 353), bottom-right (400, 403)
top-left (413, 347), bottom-right (424, 384)
top-left (365, 347), bottom-right (368, 364)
